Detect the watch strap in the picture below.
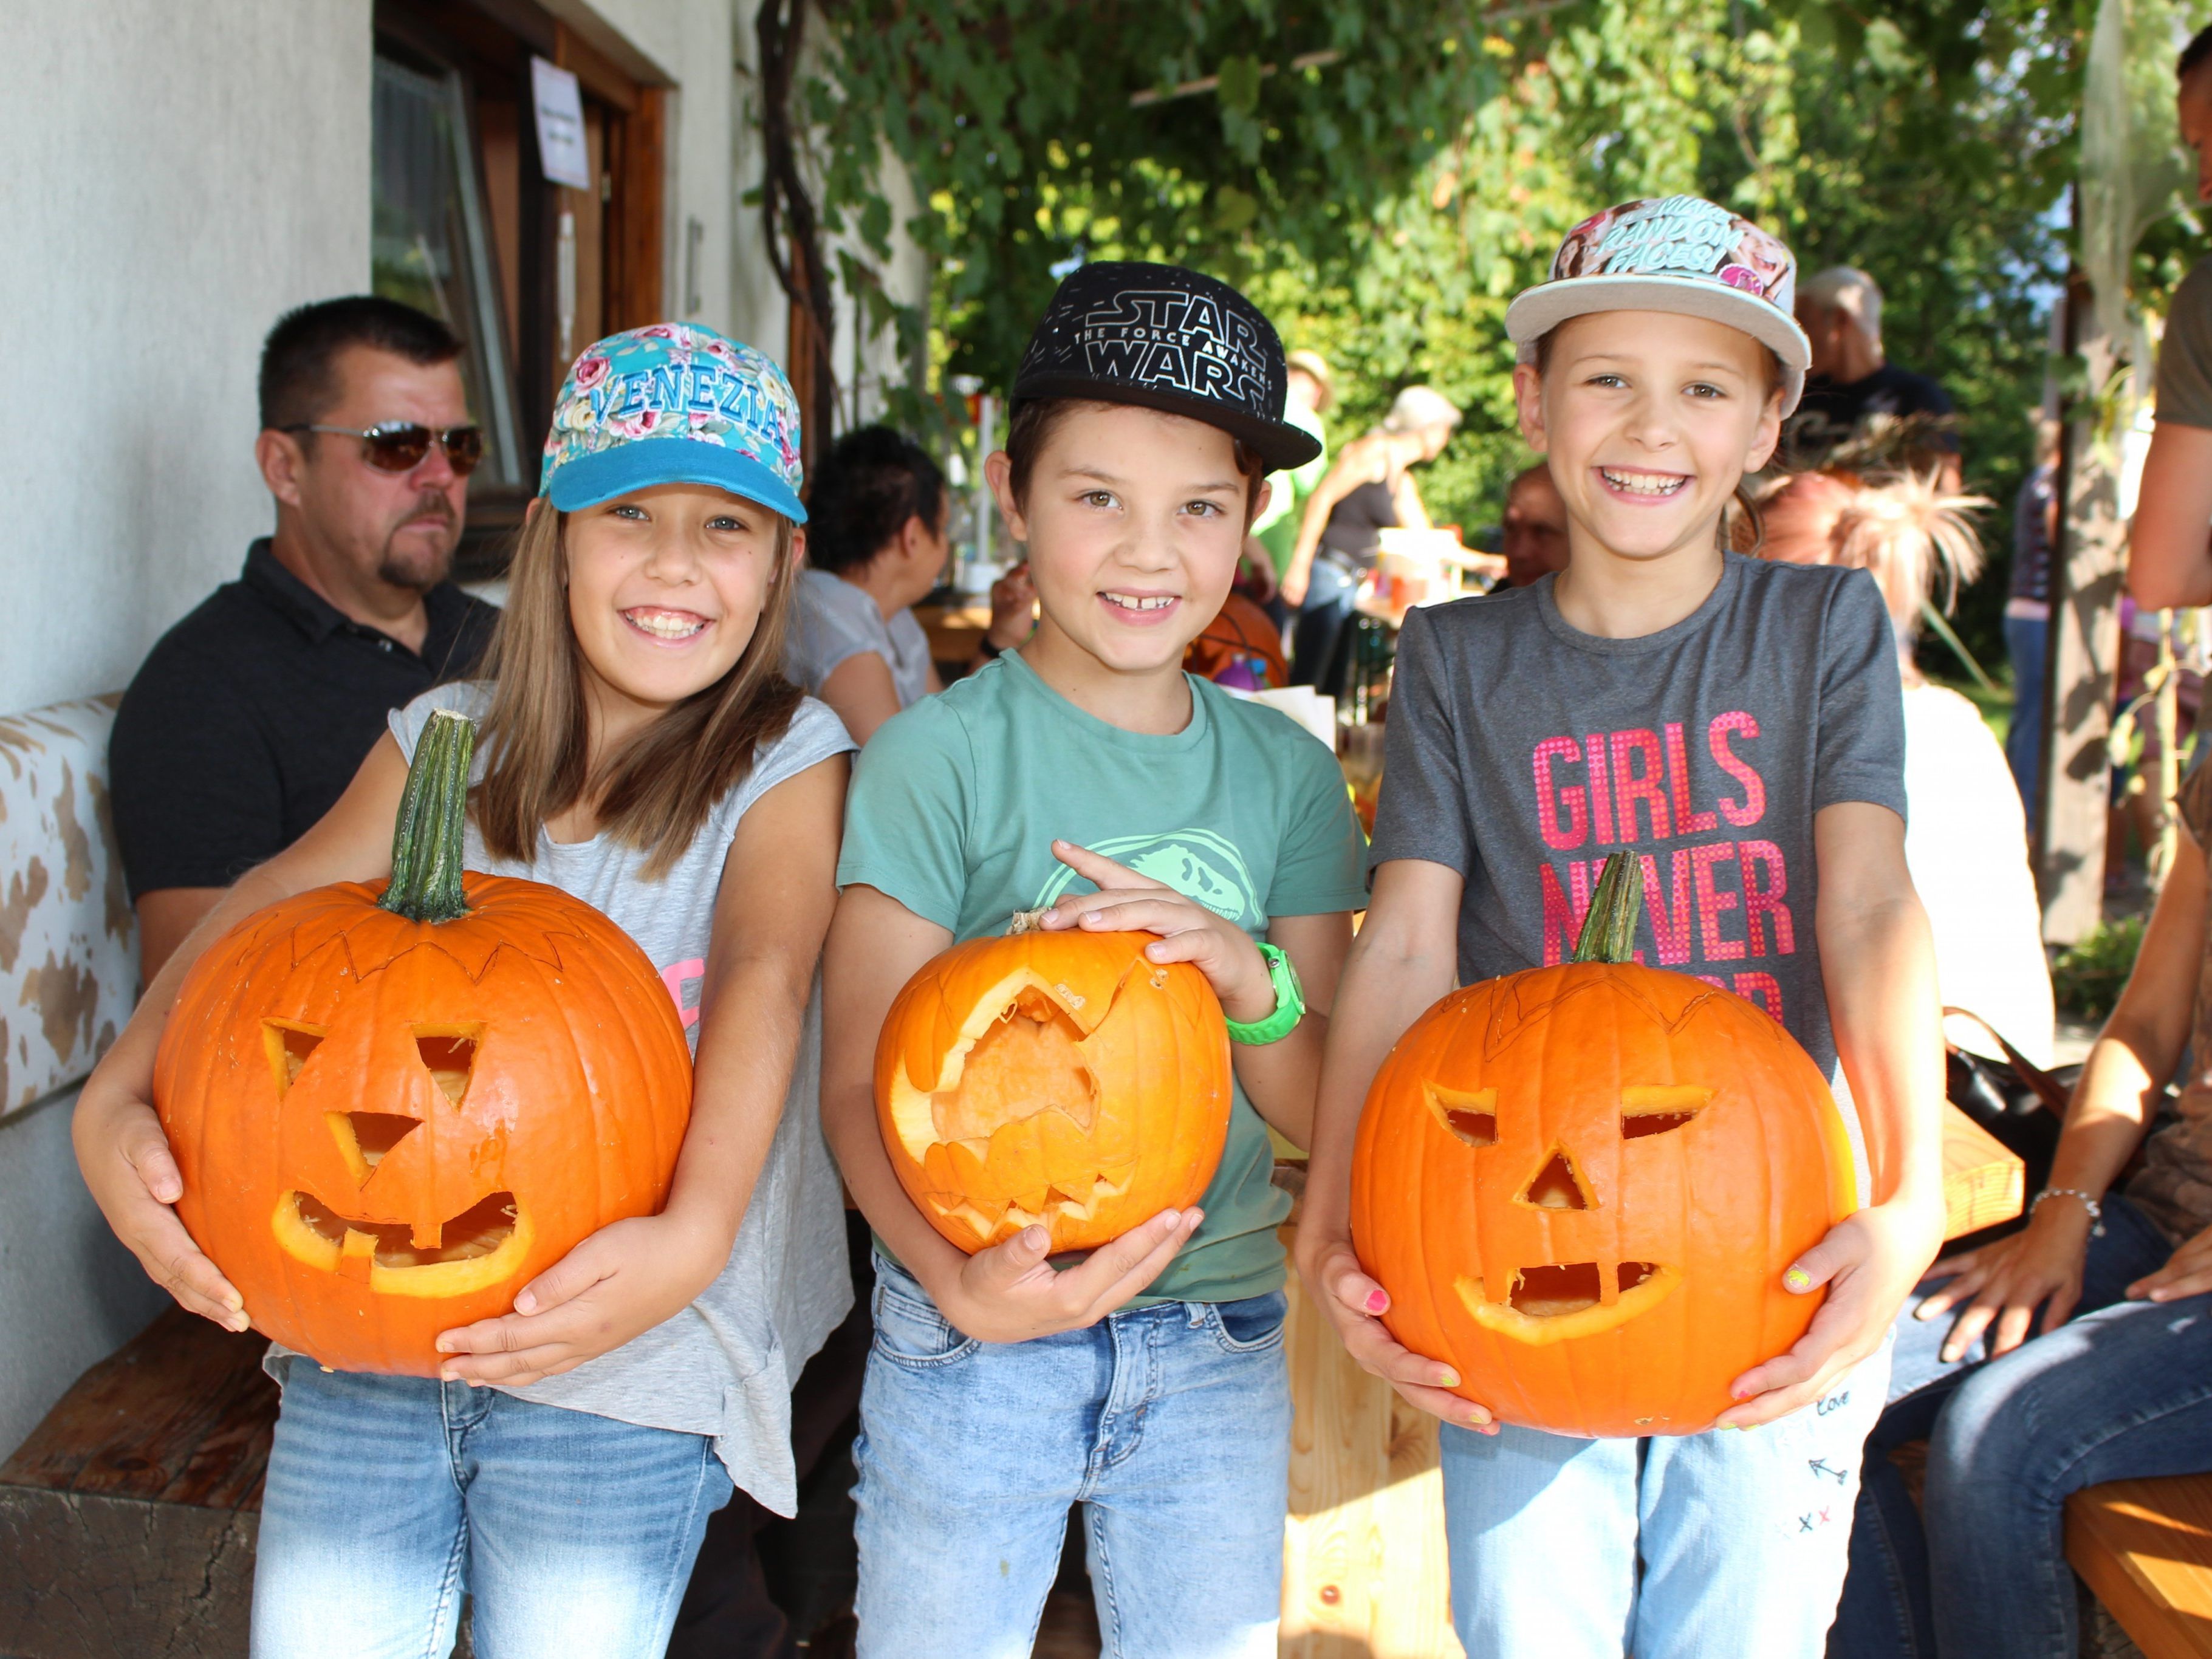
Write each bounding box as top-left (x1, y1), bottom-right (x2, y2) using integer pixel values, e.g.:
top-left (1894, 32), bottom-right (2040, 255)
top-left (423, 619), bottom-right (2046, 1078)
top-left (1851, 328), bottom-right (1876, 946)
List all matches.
top-left (1226, 943), bottom-right (1304, 1045)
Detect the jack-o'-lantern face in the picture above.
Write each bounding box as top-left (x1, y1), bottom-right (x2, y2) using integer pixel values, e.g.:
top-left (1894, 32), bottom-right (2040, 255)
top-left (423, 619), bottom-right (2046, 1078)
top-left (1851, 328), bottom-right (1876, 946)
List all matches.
top-left (875, 930), bottom-right (1233, 1254)
top-left (1426, 1076), bottom-right (1709, 1344)
top-left (156, 875), bottom-right (693, 1377)
top-left (1351, 959), bottom-right (1856, 1438)
top-left (263, 1014), bottom-right (535, 1299)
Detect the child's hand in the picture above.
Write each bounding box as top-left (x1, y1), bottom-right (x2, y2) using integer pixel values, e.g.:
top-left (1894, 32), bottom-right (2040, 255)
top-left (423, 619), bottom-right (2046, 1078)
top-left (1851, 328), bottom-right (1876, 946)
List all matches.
top-left (987, 563), bottom-right (1037, 652)
top-left (434, 1209), bottom-right (728, 1387)
top-left (930, 1207), bottom-right (1204, 1343)
top-left (1717, 1192), bottom-right (1943, 1429)
top-left (1035, 841), bottom-right (1276, 1024)
top-left (1299, 1233), bottom-right (1495, 1434)
top-left (72, 1070), bottom-right (248, 1333)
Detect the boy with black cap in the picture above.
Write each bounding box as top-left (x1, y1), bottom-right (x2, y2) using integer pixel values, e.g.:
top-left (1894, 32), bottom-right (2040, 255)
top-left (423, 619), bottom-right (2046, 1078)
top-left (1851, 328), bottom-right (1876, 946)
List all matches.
top-left (819, 263), bottom-right (1366, 1655)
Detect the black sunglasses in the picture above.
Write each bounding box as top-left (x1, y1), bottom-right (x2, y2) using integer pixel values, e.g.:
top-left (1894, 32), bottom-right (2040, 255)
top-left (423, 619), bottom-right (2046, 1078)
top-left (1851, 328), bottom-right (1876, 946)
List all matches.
top-left (287, 421), bottom-right (485, 476)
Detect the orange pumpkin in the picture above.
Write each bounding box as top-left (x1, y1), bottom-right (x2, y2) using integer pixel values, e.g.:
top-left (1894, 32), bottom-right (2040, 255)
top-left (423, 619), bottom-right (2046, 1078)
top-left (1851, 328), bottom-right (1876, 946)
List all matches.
top-left (1350, 853), bottom-right (1857, 1436)
top-left (875, 926), bottom-right (1232, 1253)
top-left (154, 710), bottom-right (693, 1375)
top-left (1184, 592), bottom-right (1289, 689)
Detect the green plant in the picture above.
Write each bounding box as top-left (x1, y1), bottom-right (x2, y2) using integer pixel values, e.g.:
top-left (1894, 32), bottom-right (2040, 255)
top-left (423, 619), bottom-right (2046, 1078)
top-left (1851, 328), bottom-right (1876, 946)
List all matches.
top-left (2051, 914), bottom-right (2148, 1021)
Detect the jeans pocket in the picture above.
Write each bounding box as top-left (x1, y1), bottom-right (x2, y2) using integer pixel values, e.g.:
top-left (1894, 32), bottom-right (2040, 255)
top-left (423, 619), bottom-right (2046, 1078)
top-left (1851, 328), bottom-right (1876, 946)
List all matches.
top-left (871, 1279), bottom-right (981, 1370)
top-left (1204, 1290), bottom-right (1289, 1355)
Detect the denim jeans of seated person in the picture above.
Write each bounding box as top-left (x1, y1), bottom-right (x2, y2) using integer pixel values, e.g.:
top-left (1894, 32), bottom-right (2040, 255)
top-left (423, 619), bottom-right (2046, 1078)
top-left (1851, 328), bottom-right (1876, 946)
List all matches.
top-left (1831, 1193), bottom-right (2212, 1659)
top-left (251, 1358), bottom-right (730, 1659)
top-left (1438, 1340), bottom-right (1889, 1659)
top-left (851, 1254), bottom-right (1290, 1659)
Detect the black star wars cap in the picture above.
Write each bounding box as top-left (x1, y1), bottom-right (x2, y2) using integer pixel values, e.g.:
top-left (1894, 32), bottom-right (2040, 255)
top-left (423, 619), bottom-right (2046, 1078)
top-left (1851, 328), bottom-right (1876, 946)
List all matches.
top-left (1011, 261), bottom-right (1322, 472)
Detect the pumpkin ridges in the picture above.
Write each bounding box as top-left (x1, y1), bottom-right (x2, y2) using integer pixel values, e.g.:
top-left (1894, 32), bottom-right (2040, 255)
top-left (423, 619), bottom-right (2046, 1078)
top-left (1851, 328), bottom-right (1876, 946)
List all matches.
top-left (1352, 957), bottom-right (1848, 1437)
top-left (157, 723), bottom-right (694, 1374)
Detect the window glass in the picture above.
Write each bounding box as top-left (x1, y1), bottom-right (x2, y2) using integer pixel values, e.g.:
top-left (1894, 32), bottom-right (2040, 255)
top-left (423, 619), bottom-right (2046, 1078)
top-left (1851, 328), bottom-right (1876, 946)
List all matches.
top-left (371, 55), bottom-right (524, 488)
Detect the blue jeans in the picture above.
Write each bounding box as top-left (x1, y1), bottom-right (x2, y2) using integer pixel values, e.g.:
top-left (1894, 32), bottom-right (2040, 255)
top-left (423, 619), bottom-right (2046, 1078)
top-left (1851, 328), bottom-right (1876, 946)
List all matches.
top-left (252, 1360), bottom-right (730, 1659)
top-left (851, 1254), bottom-right (1290, 1658)
top-left (1439, 1346), bottom-right (1889, 1659)
top-left (1289, 556), bottom-right (1360, 696)
top-left (1830, 1194), bottom-right (2212, 1659)
top-left (2005, 612), bottom-right (2047, 827)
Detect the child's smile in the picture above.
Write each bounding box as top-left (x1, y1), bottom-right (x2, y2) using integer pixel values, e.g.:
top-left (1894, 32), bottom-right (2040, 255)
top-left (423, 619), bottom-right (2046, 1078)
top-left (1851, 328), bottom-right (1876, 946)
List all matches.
top-left (1594, 465), bottom-right (1692, 501)
top-left (1098, 587), bottom-right (1183, 627)
top-left (620, 604), bottom-right (713, 643)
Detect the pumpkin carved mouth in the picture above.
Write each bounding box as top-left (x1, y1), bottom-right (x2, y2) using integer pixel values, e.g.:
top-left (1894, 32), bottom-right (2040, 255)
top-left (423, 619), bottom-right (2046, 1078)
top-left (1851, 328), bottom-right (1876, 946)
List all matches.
top-left (1456, 1259), bottom-right (1681, 1345)
top-left (273, 1189), bottom-right (535, 1298)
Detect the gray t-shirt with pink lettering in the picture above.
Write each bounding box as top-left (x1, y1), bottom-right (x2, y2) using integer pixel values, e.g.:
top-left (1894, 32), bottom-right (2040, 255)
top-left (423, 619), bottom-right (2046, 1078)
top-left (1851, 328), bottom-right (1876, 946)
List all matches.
top-left (1368, 553), bottom-right (1906, 1084)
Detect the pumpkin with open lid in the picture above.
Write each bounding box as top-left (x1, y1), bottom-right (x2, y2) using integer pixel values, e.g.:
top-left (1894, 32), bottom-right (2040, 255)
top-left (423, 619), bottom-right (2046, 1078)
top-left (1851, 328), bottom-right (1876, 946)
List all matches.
top-left (875, 921), bottom-right (1233, 1254)
top-left (154, 711), bottom-right (694, 1375)
top-left (1350, 852), bottom-right (1858, 1437)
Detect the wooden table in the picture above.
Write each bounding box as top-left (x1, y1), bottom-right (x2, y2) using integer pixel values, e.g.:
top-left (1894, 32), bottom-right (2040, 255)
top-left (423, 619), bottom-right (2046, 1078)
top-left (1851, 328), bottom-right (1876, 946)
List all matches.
top-left (1276, 1104), bottom-right (2025, 1654)
top-left (914, 599), bottom-right (995, 675)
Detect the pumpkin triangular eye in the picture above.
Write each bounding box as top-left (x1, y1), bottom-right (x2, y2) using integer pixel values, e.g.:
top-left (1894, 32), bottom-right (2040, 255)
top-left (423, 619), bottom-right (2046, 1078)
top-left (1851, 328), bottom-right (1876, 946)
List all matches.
top-left (327, 1112), bottom-right (422, 1188)
top-left (262, 1021), bottom-right (327, 1095)
top-left (413, 1030), bottom-right (480, 1105)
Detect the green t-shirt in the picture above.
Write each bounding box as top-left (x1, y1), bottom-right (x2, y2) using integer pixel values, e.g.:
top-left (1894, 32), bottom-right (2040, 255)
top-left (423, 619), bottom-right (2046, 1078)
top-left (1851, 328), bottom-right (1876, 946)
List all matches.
top-left (1250, 402), bottom-right (1330, 576)
top-left (838, 650), bottom-right (1369, 1304)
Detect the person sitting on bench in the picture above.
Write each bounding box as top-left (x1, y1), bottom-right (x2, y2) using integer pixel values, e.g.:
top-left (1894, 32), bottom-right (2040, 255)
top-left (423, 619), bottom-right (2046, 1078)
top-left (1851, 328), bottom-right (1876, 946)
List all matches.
top-left (1826, 753), bottom-right (2212, 1658)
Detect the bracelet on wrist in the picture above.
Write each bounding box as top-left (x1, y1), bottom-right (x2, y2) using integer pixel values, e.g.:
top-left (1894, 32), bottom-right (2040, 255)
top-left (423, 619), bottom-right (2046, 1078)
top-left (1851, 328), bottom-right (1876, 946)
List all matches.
top-left (2030, 1186), bottom-right (2106, 1237)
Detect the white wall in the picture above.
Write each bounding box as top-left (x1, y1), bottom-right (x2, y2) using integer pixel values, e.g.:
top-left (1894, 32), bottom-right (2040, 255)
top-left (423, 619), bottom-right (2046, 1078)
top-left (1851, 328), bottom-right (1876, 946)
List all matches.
top-left (548, 0), bottom-right (739, 337)
top-left (727, 15), bottom-right (934, 437)
top-left (0, 1090), bottom-right (168, 1460)
top-left (0, 0), bottom-right (373, 716)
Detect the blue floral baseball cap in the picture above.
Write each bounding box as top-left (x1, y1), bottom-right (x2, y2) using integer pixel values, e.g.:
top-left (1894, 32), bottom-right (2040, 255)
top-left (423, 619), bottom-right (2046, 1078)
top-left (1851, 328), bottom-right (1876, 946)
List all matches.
top-left (541, 323), bottom-right (806, 522)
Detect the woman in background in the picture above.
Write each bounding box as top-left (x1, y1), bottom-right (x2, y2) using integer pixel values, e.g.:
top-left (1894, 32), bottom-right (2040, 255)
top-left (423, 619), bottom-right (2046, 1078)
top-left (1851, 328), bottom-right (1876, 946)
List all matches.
top-left (790, 426), bottom-right (1032, 744)
top-left (1759, 468), bottom-right (2055, 1067)
top-left (1281, 385), bottom-right (1460, 697)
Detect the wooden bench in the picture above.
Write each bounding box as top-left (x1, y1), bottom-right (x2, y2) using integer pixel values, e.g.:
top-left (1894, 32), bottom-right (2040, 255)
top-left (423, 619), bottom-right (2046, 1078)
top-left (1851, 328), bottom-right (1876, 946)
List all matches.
top-left (2069, 1477), bottom-right (2212, 1658)
top-left (0, 1307), bottom-right (276, 1658)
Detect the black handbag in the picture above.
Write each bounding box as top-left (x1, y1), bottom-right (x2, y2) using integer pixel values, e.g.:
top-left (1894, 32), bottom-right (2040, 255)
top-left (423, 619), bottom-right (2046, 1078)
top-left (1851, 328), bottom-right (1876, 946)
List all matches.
top-left (1942, 1007), bottom-right (2069, 1197)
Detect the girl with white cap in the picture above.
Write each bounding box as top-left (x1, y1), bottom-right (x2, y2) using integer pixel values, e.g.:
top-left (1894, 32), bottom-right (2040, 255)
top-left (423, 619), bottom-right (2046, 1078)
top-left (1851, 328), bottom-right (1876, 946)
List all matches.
top-left (1296, 196), bottom-right (1945, 1658)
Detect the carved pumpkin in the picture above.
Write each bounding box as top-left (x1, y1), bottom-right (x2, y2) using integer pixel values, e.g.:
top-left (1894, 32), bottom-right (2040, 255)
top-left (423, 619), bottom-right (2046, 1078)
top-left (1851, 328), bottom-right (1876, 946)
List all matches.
top-left (875, 926), bottom-right (1232, 1253)
top-left (155, 711), bottom-right (693, 1375)
top-left (1351, 853), bottom-right (1857, 1436)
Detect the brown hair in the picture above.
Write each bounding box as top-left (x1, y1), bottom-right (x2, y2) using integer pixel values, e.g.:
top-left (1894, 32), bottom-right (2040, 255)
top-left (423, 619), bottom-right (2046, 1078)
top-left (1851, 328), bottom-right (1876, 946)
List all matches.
top-left (1004, 397), bottom-right (1268, 519)
top-left (470, 504), bottom-right (803, 879)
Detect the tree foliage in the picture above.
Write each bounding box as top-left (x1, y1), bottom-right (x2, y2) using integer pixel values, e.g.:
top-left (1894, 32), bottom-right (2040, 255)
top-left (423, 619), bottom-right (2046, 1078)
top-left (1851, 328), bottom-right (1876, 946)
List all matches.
top-left (801, 0), bottom-right (2204, 661)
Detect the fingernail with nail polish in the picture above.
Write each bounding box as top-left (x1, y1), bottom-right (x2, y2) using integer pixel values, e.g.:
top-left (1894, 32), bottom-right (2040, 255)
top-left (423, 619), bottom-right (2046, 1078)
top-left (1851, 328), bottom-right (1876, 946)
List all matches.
top-left (1784, 1267), bottom-right (1811, 1291)
top-left (1365, 1289), bottom-right (1388, 1313)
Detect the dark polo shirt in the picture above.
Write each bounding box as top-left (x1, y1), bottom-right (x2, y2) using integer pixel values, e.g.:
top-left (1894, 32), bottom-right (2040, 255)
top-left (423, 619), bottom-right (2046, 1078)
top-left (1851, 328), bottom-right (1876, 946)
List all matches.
top-left (111, 541), bottom-right (498, 898)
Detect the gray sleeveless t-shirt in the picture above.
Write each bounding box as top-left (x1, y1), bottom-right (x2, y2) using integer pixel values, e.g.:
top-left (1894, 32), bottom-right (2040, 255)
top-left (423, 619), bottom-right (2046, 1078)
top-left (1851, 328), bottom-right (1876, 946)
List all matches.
top-left (368, 680), bottom-right (856, 1513)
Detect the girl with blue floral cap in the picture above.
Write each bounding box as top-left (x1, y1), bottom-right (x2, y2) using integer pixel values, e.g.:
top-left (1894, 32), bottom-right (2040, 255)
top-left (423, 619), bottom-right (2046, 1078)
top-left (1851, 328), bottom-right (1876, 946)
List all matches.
top-left (74, 324), bottom-right (854, 1658)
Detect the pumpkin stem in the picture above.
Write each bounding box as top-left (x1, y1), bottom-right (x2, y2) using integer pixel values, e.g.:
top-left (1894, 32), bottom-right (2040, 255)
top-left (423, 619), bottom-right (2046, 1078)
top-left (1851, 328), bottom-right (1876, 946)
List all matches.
top-left (380, 710), bottom-right (474, 924)
top-left (1571, 850), bottom-right (1644, 965)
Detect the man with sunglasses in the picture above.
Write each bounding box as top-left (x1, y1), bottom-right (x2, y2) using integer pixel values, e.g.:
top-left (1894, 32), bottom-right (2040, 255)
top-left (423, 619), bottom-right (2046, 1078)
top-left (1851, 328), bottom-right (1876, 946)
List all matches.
top-left (111, 296), bottom-right (498, 980)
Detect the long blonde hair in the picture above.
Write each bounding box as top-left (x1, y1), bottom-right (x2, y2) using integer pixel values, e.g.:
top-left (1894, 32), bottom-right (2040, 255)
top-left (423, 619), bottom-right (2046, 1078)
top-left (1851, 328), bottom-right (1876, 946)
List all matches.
top-left (471, 503), bottom-right (802, 878)
top-left (1759, 468), bottom-right (1988, 641)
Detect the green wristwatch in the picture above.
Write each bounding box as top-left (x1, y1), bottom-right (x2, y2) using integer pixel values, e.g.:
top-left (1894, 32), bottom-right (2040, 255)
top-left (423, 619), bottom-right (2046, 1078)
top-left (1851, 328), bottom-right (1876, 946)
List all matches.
top-left (1226, 944), bottom-right (1305, 1045)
